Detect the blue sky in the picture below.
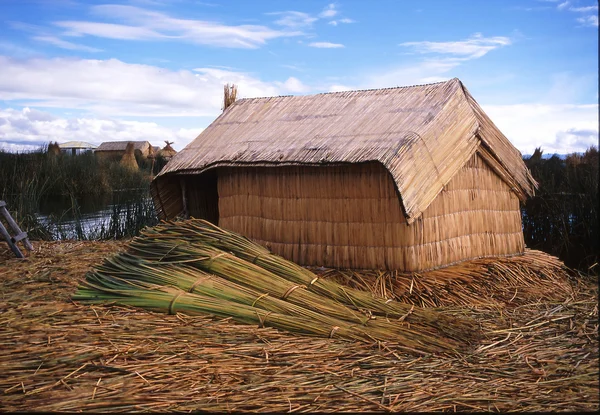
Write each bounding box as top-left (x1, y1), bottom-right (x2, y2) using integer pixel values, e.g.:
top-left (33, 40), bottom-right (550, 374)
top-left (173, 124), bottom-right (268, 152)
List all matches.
top-left (0, 0), bottom-right (597, 154)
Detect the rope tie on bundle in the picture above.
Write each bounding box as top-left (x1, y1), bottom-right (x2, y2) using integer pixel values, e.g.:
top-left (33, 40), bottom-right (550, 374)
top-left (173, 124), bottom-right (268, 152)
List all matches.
top-left (252, 293), bottom-right (270, 307)
top-left (281, 284), bottom-right (306, 300)
top-left (329, 326), bottom-right (340, 338)
top-left (168, 291), bottom-right (185, 315)
top-left (256, 311), bottom-right (272, 328)
top-left (188, 275), bottom-right (211, 293)
top-left (206, 252), bottom-right (227, 268)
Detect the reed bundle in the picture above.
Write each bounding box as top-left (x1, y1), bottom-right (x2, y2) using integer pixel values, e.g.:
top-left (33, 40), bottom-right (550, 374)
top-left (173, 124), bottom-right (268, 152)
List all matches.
top-left (127, 237), bottom-right (372, 325)
top-left (74, 272), bottom-right (372, 343)
top-left (83, 252), bottom-right (461, 353)
top-left (139, 219), bottom-right (480, 344)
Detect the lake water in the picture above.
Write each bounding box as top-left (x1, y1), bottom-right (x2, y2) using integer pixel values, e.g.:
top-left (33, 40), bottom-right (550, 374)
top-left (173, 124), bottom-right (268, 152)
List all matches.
top-left (36, 190), bottom-right (156, 239)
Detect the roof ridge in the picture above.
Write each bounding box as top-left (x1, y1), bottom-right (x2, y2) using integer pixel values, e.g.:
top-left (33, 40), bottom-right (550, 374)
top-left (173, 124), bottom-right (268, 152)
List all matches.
top-left (234, 77), bottom-right (460, 103)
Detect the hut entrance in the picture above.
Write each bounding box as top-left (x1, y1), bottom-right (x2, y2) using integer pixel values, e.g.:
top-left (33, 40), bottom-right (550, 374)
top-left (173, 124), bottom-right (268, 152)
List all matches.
top-left (184, 170), bottom-right (219, 224)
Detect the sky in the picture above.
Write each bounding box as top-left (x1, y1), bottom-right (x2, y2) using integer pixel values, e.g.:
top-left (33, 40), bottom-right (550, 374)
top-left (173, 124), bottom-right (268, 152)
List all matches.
top-left (0, 0), bottom-right (597, 155)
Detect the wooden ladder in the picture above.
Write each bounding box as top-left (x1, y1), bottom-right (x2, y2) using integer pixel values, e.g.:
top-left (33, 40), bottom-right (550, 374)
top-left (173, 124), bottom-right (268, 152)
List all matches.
top-left (0, 200), bottom-right (33, 258)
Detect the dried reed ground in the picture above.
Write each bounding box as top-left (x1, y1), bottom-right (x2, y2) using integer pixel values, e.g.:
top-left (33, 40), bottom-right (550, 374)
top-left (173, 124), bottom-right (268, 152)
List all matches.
top-left (0, 241), bottom-right (597, 412)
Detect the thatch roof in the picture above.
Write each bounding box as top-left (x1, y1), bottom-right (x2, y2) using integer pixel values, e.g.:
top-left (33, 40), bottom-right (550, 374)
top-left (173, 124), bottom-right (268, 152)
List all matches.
top-left (158, 141), bottom-right (177, 158)
top-left (95, 141), bottom-right (151, 152)
top-left (156, 78), bottom-right (537, 224)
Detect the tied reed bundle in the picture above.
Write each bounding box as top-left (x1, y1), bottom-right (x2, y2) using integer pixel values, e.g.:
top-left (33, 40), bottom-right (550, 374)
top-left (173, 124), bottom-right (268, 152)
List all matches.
top-left (74, 273), bottom-right (368, 343)
top-left (140, 219), bottom-right (480, 345)
top-left (73, 219), bottom-right (483, 354)
top-left (83, 252), bottom-right (462, 353)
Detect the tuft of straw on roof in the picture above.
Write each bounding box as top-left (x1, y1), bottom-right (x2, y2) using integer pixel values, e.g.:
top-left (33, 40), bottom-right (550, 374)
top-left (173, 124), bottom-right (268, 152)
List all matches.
top-left (223, 83), bottom-right (237, 111)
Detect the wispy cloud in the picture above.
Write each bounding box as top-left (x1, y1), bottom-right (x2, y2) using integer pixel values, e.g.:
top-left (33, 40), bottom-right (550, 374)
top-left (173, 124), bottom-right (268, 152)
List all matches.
top-left (32, 35), bottom-right (103, 52)
top-left (308, 41), bottom-right (344, 48)
top-left (553, 1), bottom-right (598, 26)
top-left (328, 17), bottom-right (355, 26)
top-left (400, 33), bottom-right (511, 59)
top-left (269, 11), bottom-right (318, 29)
top-left (54, 4), bottom-right (302, 49)
top-left (576, 14), bottom-right (599, 26)
top-left (270, 3), bottom-right (352, 30)
top-left (318, 4), bottom-right (338, 18)
top-left (10, 21), bottom-right (102, 53)
top-left (570, 5), bottom-right (599, 12)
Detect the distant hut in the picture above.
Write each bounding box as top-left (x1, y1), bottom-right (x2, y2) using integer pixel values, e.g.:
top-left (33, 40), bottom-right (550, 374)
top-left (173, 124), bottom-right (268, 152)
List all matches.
top-left (120, 142), bottom-right (139, 171)
top-left (151, 78), bottom-right (537, 272)
top-left (59, 141), bottom-right (97, 156)
top-left (157, 141), bottom-right (177, 161)
top-left (95, 141), bottom-right (153, 162)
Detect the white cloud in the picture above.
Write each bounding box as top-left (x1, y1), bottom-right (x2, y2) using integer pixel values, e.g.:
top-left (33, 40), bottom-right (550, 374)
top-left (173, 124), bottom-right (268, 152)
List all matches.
top-left (32, 35), bottom-right (103, 52)
top-left (0, 56), bottom-right (294, 118)
top-left (270, 3), bottom-right (352, 30)
top-left (569, 5), bottom-right (599, 12)
top-left (576, 14), bottom-right (599, 26)
top-left (319, 4), bottom-right (338, 18)
top-left (277, 76), bottom-right (310, 93)
top-left (55, 4), bottom-right (301, 49)
top-left (269, 11), bottom-right (318, 29)
top-left (553, 1), bottom-right (598, 26)
top-left (327, 84), bottom-right (354, 92)
top-left (328, 17), bottom-right (355, 26)
top-left (308, 41), bottom-right (345, 48)
top-left (0, 107), bottom-right (201, 152)
top-left (483, 103), bottom-right (599, 154)
top-left (400, 33), bottom-right (511, 59)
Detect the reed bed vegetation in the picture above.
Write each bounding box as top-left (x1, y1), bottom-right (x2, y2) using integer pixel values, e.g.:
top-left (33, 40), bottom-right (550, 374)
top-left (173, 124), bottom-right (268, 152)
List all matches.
top-left (522, 146), bottom-right (599, 272)
top-left (0, 147), bottom-right (158, 240)
top-left (0, 240), bottom-right (597, 412)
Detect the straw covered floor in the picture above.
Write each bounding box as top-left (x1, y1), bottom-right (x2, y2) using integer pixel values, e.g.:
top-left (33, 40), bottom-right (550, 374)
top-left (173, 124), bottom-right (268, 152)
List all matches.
top-left (1, 239), bottom-right (598, 412)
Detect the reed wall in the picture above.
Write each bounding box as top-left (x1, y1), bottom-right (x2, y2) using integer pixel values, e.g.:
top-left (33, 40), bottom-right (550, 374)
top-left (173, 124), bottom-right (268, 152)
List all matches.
top-left (216, 152), bottom-right (524, 271)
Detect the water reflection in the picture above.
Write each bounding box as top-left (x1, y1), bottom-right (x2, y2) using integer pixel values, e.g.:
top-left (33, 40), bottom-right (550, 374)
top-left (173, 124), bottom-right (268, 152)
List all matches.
top-left (36, 190), bottom-right (156, 239)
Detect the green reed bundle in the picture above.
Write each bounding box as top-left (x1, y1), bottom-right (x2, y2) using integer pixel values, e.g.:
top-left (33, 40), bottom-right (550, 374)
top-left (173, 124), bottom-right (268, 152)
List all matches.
top-left (74, 273), bottom-right (364, 342)
top-left (127, 237), bottom-right (374, 326)
top-left (90, 252), bottom-right (457, 353)
top-left (140, 219), bottom-right (479, 344)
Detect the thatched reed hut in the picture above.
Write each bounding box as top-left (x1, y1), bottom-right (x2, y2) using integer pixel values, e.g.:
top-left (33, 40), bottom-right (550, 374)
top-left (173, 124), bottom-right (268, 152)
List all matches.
top-left (157, 141), bottom-right (177, 161)
top-left (95, 141), bottom-right (153, 161)
top-left (151, 78), bottom-right (537, 272)
top-left (59, 141), bottom-right (97, 156)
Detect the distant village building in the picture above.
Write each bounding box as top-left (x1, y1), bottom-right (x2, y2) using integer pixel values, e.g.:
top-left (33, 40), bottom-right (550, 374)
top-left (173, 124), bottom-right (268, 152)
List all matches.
top-left (59, 141), bottom-right (98, 156)
top-left (157, 141), bottom-right (177, 161)
top-left (94, 141), bottom-right (153, 161)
